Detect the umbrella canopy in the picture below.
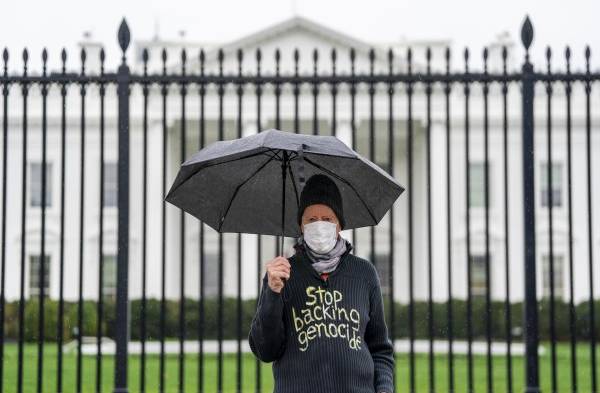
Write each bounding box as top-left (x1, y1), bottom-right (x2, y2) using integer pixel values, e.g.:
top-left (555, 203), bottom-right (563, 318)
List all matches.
top-left (164, 128), bottom-right (404, 239)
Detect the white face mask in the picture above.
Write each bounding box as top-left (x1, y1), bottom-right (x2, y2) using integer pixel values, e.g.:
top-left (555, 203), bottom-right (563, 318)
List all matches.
top-left (302, 220), bottom-right (338, 254)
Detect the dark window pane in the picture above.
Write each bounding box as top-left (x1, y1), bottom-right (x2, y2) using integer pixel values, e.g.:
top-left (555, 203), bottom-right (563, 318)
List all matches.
top-left (102, 254), bottom-right (117, 298)
top-left (468, 162), bottom-right (492, 208)
top-left (540, 162), bottom-right (563, 207)
top-left (29, 255), bottom-right (50, 298)
top-left (103, 162), bottom-right (118, 208)
top-left (204, 252), bottom-right (219, 298)
top-left (30, 162), bottom-right (53, 207)
top-left (374, 253), bottom-right (391, 296)
top-left (469, 254), bottom-right (489, 297)
top-left (542, 254), bottom-right (564, 300)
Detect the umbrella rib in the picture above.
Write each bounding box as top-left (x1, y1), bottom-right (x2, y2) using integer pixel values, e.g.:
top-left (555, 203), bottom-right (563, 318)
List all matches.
top-left (302, 156), bottom-right (378, 225)
top-left (217, 153), bottom-right (278, 232)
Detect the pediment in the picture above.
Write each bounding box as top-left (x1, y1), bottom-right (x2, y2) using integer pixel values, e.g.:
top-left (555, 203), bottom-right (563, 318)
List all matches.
top-left (184, 16), bottom-right (407, 75)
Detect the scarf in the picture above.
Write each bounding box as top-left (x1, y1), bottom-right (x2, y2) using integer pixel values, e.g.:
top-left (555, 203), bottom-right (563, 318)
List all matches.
top-left (293, 233), bottom-right (351, 274)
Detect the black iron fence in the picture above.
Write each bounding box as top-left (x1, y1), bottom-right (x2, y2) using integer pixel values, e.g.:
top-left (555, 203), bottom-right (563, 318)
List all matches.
top-left (0, 15), bottom-right (599, 393)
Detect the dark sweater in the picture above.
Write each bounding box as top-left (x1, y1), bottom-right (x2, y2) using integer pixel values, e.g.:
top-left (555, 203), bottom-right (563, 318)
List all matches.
top-left (248, 242), bottom-right (395, 393)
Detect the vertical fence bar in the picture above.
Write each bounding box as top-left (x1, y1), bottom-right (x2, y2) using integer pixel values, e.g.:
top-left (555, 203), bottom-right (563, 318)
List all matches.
top-left (450, 86), bottom-right (459, 387)
top-left (350, 49), bottom-right (357, 254)
top-left (77, 47), bottom-right (87, 393)
top-left (37, 49), bottom-right (48, 393)
top-left (545, 46), bottom-right (558, 393)
top-left (564, 46), bottom-right (578, 393)
top-left (386, 48), bottom-right (396, 391)
top-left (501, 45), bottom-right (514, 393)
top-left (179, 48), bottom-right (187, 393)
top-left (96, 47), bottom-right (106, 393)
top-left (312, 49), bottom-right (319, 135)
top-left (444, 47), bottom-right (455, 393)
top-left (236, 48), bottom-right (244, 393)
top-left (274, 49), bottom-right (281, 256)
top-left (140, 48), bottom-right (149, 393)
top-left (331, 49), bottom-right (337, 137)
top-left (159, 47), bottom-right (168, 393)
top-left (217, 48), bottom-right (225, 393)
top-left (57, 48), bottom-right (67, 393)
top-left (584, 45), bottom-right (597, 393)
top-left (368, 49), bottom-right (376, 267)
top-left (425, 47), bottom-right (435, 393)
top-left (406, 47), bottom-right (415, 393)
top-left (482, 47), bottom-right (493, 393)
top-left (520, 16), bottom-right (540, 393)
top-left (0, 48), bottom-right (7, 393)
top-left (198, 48), bottom-right (206, 393)
top-left (114, 19), bottom-right (131, 393)
top-left (274, 48), bottom-right (281, 133)
top-left (16, 48), bottom-right (28, 393)
top-left (254, 48), bottom-right (262, 393)
top-left (463, 47), bottom-right (474, 393)
top-left (293, 49), bottom-right (299, 134)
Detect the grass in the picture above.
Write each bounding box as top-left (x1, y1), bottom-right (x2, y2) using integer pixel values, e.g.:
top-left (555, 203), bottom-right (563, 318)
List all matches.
top-left (0, 341), bottom-right (599, 392)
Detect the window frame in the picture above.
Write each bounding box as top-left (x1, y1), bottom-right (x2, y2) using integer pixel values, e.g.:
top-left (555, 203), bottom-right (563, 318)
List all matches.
top-left (29, 254), bottom-right (51, 298)
top-left (469, 253), bottom-right (490, 297)
top-left (468, 161), bottom-right (493, 209)
top-left (541, 253), bottom-right (564, 300)
top-left (101, 254), bottom-right (118, 298)
top-left (539, 161), bottom-right (563, 208)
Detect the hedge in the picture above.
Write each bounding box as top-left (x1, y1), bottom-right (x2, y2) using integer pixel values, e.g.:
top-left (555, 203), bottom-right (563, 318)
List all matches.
top-left (1, 297), bottom-right (599, 342)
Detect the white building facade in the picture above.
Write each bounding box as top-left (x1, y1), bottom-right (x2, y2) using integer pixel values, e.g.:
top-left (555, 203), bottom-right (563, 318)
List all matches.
top-left (1, 16), bottom-right (599, 305)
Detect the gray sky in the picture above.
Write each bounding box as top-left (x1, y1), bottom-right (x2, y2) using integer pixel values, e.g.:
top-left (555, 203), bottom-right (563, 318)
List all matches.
top-left (1, 0), bottom-right (598, 72)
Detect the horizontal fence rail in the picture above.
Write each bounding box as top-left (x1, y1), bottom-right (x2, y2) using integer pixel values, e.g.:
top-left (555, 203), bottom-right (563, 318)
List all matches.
top-left (0, 15), bottom-right (599, 393)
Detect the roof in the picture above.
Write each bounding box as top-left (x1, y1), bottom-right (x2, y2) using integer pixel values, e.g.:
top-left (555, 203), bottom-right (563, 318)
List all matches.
top-left (208, 15), bottom-right (374, 57)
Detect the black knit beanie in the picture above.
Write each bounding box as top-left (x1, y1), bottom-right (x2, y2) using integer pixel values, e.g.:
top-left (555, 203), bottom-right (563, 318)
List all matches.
top-left (297, 174), bottom-right (345, 230)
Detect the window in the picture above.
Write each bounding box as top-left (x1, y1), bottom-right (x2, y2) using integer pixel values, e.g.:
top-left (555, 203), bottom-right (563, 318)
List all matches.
top-left (29, 255), bottom-right (50, 298)
top-left (374, 253), bottom-right (391, 296)
top-left (30, 162), bottom-right (52, 207)
top-left (356, 119), bottom-right (401, 174)
top-left (468, 162), bottom-right (491, 208)
top-left (203, 253), bottom-right (220, 297)
top-left (103, 162), bottom-right (118, 208)
top-left (540, 162), bottom-right (563, 207)
top-left (469, 254), bottom-right (489, 297)
top-left (542, 254), bottom-right (564, 300)
top-left (102, 254), bottom-right (117, 298)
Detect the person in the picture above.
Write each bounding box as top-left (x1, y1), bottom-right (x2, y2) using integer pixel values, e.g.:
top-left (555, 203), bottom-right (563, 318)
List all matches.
top-left (248, 173), bottom-right (394, 393)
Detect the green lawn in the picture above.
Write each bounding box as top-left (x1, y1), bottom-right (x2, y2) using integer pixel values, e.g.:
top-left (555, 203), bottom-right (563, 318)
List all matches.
top-left (0, 342), bottom-right (598, 392)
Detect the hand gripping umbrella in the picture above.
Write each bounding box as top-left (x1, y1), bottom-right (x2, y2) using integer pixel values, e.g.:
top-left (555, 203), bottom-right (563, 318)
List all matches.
top-left (164, 128), bottom-right (405, 300)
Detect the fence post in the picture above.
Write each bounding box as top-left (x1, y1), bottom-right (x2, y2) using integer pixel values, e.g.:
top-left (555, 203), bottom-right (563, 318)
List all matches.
top-left (520, 15), bottom-right (540, 393)
top-left (114, 18), bottom-right (131, 393)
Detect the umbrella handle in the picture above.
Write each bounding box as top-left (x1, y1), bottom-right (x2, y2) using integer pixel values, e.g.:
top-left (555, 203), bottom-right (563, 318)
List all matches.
top-left (280, 246), bottom-right (291, 303)
top-left (281, 278), bottom-right (290, 302)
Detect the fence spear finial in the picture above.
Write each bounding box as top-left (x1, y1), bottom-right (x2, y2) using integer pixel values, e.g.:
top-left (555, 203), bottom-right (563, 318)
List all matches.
top-left (521, 16), bottom-right (534, 62)
top-left (118, 18), bottom-right (130, 63)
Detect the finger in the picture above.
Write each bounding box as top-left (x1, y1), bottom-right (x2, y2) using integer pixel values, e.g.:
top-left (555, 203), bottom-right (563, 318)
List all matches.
top-left (271, 262), bottom-right (290, 270)
top-left (272, 258), bottom-right (291, 268)
top-left (270, 270), bottom-right (290, 280)
top-left (266, 258), bottom-right (287, 269)
top-left (270, 269), bottom-right (290, 278)
top-left (270, 265), bottom-right (291, 275)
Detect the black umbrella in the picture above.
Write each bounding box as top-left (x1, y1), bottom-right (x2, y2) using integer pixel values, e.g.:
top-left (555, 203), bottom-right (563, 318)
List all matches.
top-left (164, 129), bottom-right (404, 253)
